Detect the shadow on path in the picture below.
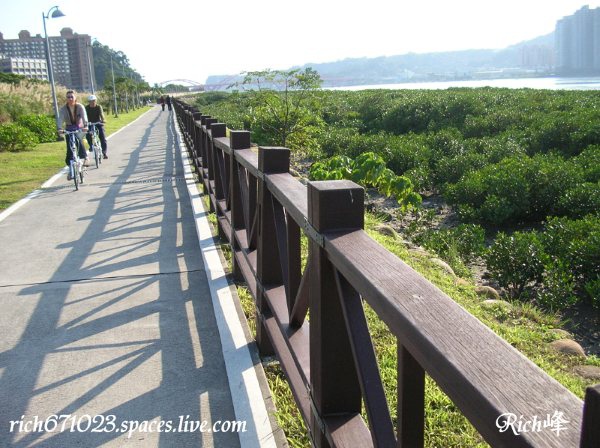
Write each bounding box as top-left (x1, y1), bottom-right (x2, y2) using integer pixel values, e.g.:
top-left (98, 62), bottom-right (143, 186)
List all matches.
top-left (0, 110), bottom-right (240, 447)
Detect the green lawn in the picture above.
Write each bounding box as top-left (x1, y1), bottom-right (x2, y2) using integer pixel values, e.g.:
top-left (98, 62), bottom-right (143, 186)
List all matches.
top-left (0, 107), bottom-right (152, 211)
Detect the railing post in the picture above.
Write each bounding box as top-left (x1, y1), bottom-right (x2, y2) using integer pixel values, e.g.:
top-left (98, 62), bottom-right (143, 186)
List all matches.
top-left (204, 118), bottom-right (218, 212)
top-left (397, 343), bottom-right (425, 447)
top-left (198, 115), bottom-right (212, 194)
top-left (230, 131), bottom-right (251, 282)
top-left (211, 123), bottom-right (227, 240)
top-left (307, 180), bottom-right (364, 448)
top-left (192, 112), bottom-right (203, 171)
top-left (581, 384), bottom-right (600, 448)
top-left (256, 146), bottom-right (290, 356)
top-left (210, 124), bottom-right (227, 200)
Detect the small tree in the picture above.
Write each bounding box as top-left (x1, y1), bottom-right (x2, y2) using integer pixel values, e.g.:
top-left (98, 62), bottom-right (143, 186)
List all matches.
top-left (235, 68), bottom-right (323, 149)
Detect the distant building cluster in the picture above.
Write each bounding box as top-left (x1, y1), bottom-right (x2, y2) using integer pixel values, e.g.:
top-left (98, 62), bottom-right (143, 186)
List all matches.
top-left (0, 55), bottom-right (48, 80)
top-left (519, 45), bottom-right (554, 70)
top-left (555, 5), bottom-right (600, 75)
top-left (0, 28), bottom-right (95, 92)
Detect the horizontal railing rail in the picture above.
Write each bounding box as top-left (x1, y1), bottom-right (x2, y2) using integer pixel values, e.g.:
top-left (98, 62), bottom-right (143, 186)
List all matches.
top-left (173, 98), bottom-right (599, 448)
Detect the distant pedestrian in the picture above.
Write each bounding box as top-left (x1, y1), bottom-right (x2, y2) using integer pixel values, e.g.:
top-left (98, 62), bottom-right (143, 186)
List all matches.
top-left (159, 95), bottom-right (165, 111)
top-left (166, 95), bottom-right (172, 111)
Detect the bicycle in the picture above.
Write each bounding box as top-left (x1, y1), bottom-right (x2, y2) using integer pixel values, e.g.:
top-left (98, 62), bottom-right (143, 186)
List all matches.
top-left (63, 129), bottom-right (86, 190)
top-left (88, 122), bottom-right (103, 169)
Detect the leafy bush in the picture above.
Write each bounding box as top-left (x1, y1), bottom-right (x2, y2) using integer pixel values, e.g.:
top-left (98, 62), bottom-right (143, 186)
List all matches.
top-left (0, 123), bottom-right (39, 152)
top-left (485, 231), bottom-right (546, 298)
top-left (0, 93), bottom-right (27, 123)
top-left (310, 152), bottom-right (422, 210)
top-left (447, 156), bottom-right (532, 225)
top-left (483, 216), bottom-right (600, 309)
top-left (584, 277), bottom-right (600, 309)
top-left (417, 224), bottom-right (485, 263)
top-left (557, 183), bottom-right (600, 218)
top-left (574, 145), bottom-right (600, 182)
top-left (194, 91), bottom-right (231, 106)
top-left (0, 73), bottom-right (30, 85)
top-left (537, 260), bottom-right (577, 310)
top-left (434, 152), bottom-right (487, 186)
top-left (17, 114), bottom-right (56, 143)
top-left (414, 224), bottom-right (485, 276)
top-left (447, 154), bottom-right (585, 224)
top-left (541, 215), bottom-right (600, 307)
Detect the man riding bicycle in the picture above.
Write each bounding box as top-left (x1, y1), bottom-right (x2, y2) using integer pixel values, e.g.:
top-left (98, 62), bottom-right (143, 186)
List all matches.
top-left (85, 94), bottom-right (108, 159)
top-left (58, 90), bottom-right (88, 180)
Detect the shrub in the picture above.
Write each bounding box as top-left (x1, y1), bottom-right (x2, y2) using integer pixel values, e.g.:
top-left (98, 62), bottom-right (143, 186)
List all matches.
top-left (446, 156), bottom-right (532, 225)
top-left (584, 277), bottom-right (600, 310)
top-left (194, 91), bottom-right (231, 106)
top-left (415, 224), bottom-right (485, 276)
top-left (485, 231), bottom-right (546, 298)
top-left (557, 183), bottom-right (600, 218)
top-left (434, 152), bottom-right (487, 186)
top-left (0, 123), bottom-right (39, 152)
top-left (0, 93), bottom-right (27, 123)
top-left (537, 260), bottom-right (577, 310)
top-left (446, 154), bottom-right (585, 224)
top-left (17, 114), bottom-right (56, 143)
top-left (541, 215), bottom-right (600, 304)
top-left (574, 145), bottom-right (600, 182)
top-left (309, 152), bottom-right (422, 210)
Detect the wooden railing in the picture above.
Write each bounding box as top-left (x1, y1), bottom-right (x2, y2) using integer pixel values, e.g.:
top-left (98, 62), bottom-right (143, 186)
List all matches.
top-left (172, 99), bottom-right (599, 448)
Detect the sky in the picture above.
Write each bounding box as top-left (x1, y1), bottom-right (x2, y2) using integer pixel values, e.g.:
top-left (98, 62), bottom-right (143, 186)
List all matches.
top-left (1, 0), bottom-right (599, 85)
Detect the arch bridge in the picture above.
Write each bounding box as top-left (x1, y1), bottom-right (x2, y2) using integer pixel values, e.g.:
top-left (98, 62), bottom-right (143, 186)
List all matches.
top-left (158, 79), bottom-right (205, 91)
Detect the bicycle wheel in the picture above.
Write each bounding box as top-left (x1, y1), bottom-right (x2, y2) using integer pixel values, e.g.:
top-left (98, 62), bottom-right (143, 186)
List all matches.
top-left (95, 135), bottom-right (102, 165)
top-left (95, 146), bottom-right (100, 168)
top-left (72, 160), bottom-right (79, 190)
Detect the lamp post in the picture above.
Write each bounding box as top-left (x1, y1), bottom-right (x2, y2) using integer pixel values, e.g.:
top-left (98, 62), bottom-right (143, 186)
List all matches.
top-left (110, 55), bottom-right (118, 117)
top-left (86, 42), bottom-right (95, 94)
top-left (42, 5), bottom-right (65, 138)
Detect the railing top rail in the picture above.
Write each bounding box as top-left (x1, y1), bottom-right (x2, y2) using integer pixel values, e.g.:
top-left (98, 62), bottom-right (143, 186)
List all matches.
top-left (324, 228), bottom-right (582, 446)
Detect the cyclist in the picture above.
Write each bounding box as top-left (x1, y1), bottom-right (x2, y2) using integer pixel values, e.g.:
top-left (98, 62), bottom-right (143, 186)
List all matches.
top-left (85, 94), bottom-right (108, 159)
top-left (58, 90), bottom-right (88, 179)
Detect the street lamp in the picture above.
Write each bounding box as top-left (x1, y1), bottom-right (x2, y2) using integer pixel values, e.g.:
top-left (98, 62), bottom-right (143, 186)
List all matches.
top-left (86, 42), bottom-right (95, 94)
top-left (110, 55), bottom-right (118, 117)
top-left (42, 5), bottom-right (65, 138)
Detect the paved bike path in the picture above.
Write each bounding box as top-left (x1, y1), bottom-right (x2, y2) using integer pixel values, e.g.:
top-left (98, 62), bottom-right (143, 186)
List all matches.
top-left (0, 107), bottom-right (278, 447)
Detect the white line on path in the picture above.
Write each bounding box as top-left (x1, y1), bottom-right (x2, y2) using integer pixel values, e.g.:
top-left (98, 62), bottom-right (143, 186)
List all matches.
top-left (171, 113), bottom-right (277, 448)
top-left (0, 107), bottom-right (154, 224)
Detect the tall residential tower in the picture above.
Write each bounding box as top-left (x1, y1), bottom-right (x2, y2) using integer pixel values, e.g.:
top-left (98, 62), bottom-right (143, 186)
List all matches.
top-left (555, 5), bottom-right (600, 75)
top-left (0, 28), bottom-right (95, 91)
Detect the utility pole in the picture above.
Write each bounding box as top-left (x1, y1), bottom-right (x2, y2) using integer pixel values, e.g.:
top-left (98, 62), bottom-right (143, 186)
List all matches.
top-left (86, 42), bottom-right (95, 94)
top-left (42, 6), bottom-right (65, 139)
top-left (110, 55), bottom-right (118, 117)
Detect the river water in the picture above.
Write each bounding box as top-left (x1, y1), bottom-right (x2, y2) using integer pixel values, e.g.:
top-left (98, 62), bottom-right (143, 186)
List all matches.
top-left (331, 77), bottom-right (600, 91)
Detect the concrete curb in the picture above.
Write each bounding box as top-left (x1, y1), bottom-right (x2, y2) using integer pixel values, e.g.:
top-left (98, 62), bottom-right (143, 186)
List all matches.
top-left (170, 113), bottom-right (278, 448)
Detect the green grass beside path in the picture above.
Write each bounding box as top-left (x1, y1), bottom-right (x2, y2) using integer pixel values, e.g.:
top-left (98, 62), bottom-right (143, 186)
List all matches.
top-left (0, 107), bottom-right (152, 211)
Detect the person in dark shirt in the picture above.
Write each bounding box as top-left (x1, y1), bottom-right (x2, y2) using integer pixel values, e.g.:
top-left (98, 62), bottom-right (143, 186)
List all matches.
top-left (166, 95), bottom-right (172, 111)
top-left (85, 95), bottom-right (108, 159)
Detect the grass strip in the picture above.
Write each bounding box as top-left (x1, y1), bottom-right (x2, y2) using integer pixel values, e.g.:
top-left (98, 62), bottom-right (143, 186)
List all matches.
top-left (0, 106), bottom-right (152, 211)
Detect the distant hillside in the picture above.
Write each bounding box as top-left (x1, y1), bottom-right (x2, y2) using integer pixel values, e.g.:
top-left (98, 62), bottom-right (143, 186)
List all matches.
top-left (205, 33), bottom-right (555, 89)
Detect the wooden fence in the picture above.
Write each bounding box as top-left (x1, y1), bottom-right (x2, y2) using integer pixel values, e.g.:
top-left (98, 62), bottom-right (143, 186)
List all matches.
top-left (172, 98), bottom-right (599, 448)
